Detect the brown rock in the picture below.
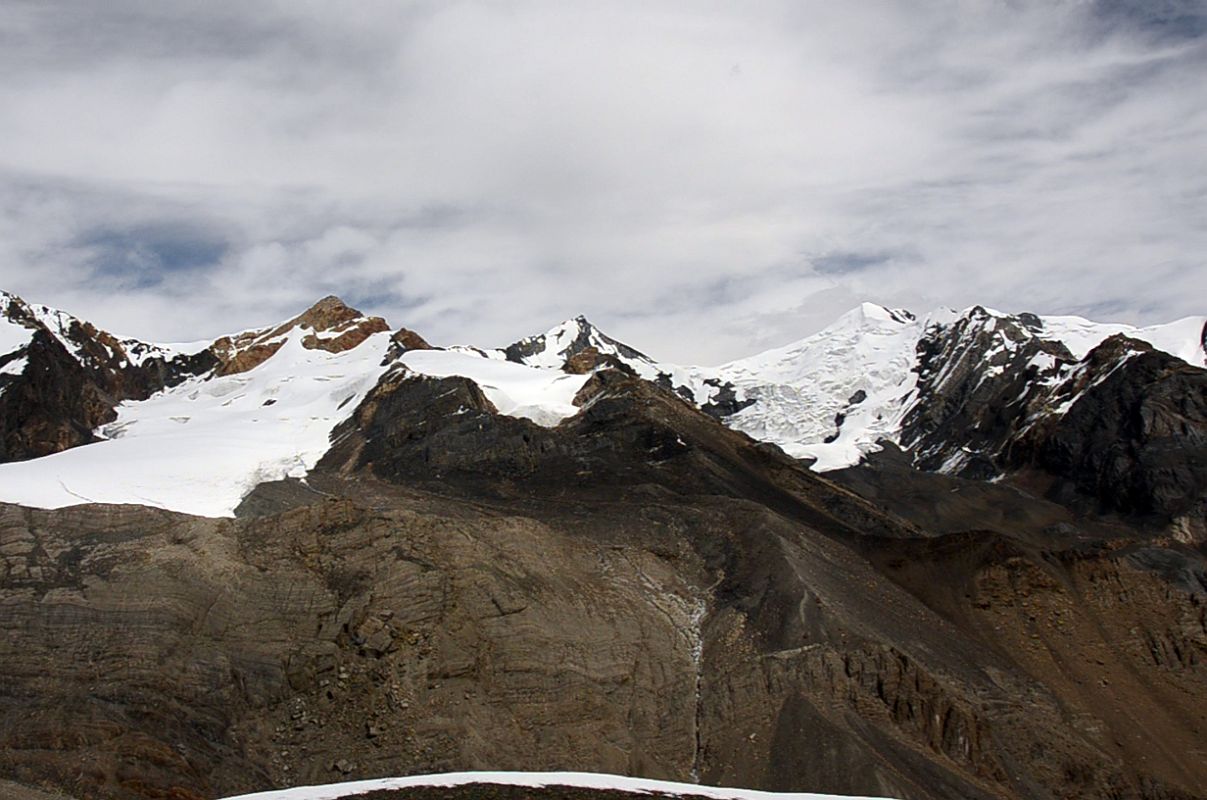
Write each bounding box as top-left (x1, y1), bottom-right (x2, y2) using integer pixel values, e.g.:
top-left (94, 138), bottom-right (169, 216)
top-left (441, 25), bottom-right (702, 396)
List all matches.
top-left (390, 328), bottom-right (433, 352)
top-left (206, 296), bottom-right (391, 376)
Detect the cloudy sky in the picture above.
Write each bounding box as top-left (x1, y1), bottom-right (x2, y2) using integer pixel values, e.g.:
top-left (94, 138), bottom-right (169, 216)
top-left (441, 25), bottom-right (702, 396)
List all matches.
top-left (1, 0), bottom-right (1204, 363)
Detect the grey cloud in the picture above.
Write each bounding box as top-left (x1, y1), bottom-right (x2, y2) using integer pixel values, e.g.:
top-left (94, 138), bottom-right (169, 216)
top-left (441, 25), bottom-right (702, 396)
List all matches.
top-left (1090, 0), bottom-right (1207, 42)
top-left (811, 252), bottom-right (898, 276)
top-left (0, 1), bottom-right (1203, 363)
top-left (79, 222), bottom-right (230, 287)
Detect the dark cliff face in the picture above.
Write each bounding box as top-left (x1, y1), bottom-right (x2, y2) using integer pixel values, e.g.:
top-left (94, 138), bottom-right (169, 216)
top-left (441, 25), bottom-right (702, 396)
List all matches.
top-left (898, 307), bottom-right (1073, 480)
top-left (891, 311), bottom-right (1207, 529)
top-left (0, 313), bottom-right (216, 462)
top-left (1008, 337), bottom-right (1207, 523)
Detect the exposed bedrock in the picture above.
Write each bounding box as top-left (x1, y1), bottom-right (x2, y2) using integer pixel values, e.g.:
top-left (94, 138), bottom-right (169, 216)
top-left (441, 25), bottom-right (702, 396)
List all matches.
top-left (2, 369), bottom-right (1205, 800)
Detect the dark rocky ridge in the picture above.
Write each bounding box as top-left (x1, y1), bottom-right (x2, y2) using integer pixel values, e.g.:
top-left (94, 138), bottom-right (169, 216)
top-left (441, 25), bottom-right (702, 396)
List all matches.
top-left (0, 294), bottom-right (217, 462)
top-left (888, 309), bottom-right (1207, 533)
top-left (1007, 336), bottom-right (1207, 527)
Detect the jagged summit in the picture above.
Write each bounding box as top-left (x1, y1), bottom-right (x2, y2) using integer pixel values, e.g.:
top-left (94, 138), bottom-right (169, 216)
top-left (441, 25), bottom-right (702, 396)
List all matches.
top-left (502, 314), bottom-right (656, 372)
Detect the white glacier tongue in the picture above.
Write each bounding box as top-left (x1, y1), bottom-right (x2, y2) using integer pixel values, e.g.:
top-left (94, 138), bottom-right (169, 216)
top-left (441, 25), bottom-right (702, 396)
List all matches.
top-left (712, 303), bottom-right (924, 470)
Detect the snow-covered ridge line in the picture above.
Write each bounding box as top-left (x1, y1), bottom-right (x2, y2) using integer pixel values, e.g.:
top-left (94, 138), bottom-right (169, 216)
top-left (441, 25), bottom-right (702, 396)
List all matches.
top-left (1, 289), bottom-right (1203, 517)
top-left (653, 303), bottom-right (1206, 472)
top-left (0, 293), bottom-right (596, 517)
top-left (219, 770), bottom-right (889, 800)
top-left (1, 289), bottom-right (194, 368)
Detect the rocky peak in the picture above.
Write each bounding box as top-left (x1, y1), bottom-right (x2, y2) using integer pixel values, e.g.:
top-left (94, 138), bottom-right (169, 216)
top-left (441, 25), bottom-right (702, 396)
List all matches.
top-left (383, 327), bottom-right (434, 362)
top-left (503, 315), bottom-right (655, 374)
top-left (0, 290), bottom-right (216, 462)
top-left (278, 295), bottom-right (372, 337)
top-left (209, 296), bottom-right (391, 375)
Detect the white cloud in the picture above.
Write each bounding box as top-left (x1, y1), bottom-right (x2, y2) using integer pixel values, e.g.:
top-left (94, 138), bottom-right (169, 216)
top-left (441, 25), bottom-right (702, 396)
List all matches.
top-left (0, 0), bottom-right (1203, 363)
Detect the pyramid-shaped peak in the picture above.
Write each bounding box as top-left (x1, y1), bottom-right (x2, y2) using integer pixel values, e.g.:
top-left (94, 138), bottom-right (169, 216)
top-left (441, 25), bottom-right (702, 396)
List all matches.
top-left (504, 314), bottom-right (654, 370)
top-left (539, 315), bottom-right (595, 339)
top-left (289, 295), bottom-right (372, 332)
top-left (209, 296), bottom-right (390, 376)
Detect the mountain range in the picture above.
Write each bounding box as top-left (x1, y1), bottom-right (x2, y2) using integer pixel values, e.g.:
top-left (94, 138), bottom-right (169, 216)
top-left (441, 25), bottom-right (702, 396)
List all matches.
top-left (0, 290), bottom-right (1204, 800)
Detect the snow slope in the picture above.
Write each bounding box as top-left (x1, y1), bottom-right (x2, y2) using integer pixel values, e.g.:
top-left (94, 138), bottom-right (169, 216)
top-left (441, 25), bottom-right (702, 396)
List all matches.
top-left (0, 313), bottom-right (31, 355)
top-left (1036, 313), bottom-right (1206, 364)
top-left (0, 329), bottom-right (393, 516)
top-left (219, 771), bottom-right (889, 800)
top-left (704, 304), bottom-right (926, 470)
top-left (400, 349), bottom-right (591, 427)
top-left (0, 292), bottom-right (1202, 515)
top-left (0, 307), bottom-right (593, 517)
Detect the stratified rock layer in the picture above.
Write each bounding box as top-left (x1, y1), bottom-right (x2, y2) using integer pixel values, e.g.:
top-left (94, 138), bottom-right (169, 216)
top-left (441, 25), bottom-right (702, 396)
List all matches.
top-left (1, 370), bottom-right (1204, 800)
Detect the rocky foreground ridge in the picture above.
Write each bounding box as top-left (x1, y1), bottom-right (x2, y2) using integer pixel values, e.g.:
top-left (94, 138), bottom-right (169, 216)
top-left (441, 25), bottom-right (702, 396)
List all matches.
top-left (0, 293), bottom-right (1204, 800)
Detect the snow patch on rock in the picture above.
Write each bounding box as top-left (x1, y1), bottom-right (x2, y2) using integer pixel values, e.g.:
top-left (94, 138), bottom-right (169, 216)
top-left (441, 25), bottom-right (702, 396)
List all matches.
top-left (218, 770), bottom-right (887, 800)
top-left (399, 349), bottom-right (592, 427)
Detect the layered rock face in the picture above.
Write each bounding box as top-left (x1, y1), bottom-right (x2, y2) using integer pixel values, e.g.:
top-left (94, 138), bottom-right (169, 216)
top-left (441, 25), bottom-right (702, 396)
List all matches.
top-left (2, 366), bottom-right (1205, 800)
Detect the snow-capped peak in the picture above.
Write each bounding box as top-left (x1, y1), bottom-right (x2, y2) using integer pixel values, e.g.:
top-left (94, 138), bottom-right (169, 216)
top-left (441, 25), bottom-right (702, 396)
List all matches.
top-left (1, 290), bottom-right (188, 371)
top-left (206, 295), bottom-right (392, 376)
top-left (502, 314), bottom-right (658, 375)
top-left (663, 302), bottom-right (1206, 472)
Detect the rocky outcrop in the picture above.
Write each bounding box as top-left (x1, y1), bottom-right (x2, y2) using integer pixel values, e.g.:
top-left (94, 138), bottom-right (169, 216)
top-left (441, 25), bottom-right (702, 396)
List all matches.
top-left (384, 328), bottom-right (434, 362)
top-left (898, 306), bottom-right (1072, 479)
top-left (0, 293), bottom-right (216, 462)
top-left (210, 296), bottom-right (390, 375)
top-left (1006, 336), bottom-right (1207, 525)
